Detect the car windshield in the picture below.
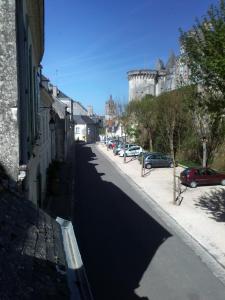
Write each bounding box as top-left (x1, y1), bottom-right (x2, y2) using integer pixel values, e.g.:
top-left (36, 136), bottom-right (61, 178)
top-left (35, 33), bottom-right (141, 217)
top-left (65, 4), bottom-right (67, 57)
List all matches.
top-left (182, 168), bottom-right (192, 175)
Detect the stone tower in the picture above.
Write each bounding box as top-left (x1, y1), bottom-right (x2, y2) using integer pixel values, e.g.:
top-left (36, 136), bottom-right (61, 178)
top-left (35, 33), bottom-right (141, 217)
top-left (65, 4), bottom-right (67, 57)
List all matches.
top-left (127, 69), bottom-right (158, 102)
top-left (105, 95), bottom-right (117, 120)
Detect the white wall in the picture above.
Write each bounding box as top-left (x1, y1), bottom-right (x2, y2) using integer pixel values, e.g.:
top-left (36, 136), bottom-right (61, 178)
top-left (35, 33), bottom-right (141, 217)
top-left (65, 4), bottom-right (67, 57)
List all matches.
top-left (74, 124), bottom-right (86, 141)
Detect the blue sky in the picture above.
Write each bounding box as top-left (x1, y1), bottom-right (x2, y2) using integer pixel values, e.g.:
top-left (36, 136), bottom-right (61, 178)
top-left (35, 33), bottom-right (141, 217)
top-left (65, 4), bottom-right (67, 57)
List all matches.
top-left (42, 0), bottom-right (219, 115)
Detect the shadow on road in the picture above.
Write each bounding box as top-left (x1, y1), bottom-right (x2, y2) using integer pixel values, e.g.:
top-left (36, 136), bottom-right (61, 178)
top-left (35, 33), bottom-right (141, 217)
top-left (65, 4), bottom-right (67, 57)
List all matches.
top-left (73, 144), bottom-right (172, 300)
top-left (143, 168), bottom-right (156, 177)
top-left (125, 156), bottom-right (138, 163)
top-left (195, 188), bottom-right (225, 222)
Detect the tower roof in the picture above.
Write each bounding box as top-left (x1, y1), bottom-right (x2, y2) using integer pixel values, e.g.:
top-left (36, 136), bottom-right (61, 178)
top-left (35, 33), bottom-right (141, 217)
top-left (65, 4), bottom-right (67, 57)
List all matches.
top-left (155, 59), bottom-right (165, 71)
top-left (166, 51), bottom-right (176, 71)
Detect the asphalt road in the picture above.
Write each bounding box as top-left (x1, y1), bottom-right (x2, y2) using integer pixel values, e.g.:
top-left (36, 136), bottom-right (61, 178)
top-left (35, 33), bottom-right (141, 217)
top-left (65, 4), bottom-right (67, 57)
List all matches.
top-left (73, 143), bottom-right (225, 300)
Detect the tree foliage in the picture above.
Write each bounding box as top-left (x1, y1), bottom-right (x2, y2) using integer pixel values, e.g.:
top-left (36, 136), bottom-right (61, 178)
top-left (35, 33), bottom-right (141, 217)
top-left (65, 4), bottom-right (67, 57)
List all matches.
top-left (127, 95), bottom-right (157, 151)
top-left (124, 83), bottom-right (225, 168)
top-left (155, 89), bottom-right (192, 159)
top-left (180, 0), bottom-right (225, 113)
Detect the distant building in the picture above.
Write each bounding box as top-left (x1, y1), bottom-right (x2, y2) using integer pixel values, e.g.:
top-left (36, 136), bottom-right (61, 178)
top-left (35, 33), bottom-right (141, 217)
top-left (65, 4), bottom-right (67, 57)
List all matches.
top-left (73, 101), bottom-right (88, 115)
top-left (105, 95), bottom-right (117, 120)
top-left (48, 87), bottom-right (88, 116)
top-left (87, 105), bottom-right (94, 116)
top-left (74, 115), bottom-right (98, 143)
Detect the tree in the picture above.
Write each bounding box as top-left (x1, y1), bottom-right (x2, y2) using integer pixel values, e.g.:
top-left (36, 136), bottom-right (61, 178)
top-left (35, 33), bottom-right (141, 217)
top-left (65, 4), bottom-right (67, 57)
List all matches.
top-left (127, 95), bottom-right (157, 151)
top-left (156, 89), bottom-right (190, 204)
top-left (180, 0), bottom-right (225, 113)
top-left (180, 85), bottom-right (225, 166)
top-left (190, 96), bottom-right (225, 165)
top-left (120, 109), bottom-right (135, 141)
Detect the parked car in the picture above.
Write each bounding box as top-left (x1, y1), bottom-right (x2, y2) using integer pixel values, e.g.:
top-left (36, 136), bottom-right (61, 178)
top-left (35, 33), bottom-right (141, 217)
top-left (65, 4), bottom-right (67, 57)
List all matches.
top-left (180, 167), bottom-right (225, 188)
top-left (144, 153), bottom-right (174, 169)
top-left (110, 140), bottom-right (120, 149)
top-left (138, 151), bottom-right (161, 164)
top-left (119, 146), bottom-right (143, 157)
top-left (107, 139), bottom-right (120, 149)
top-left (114, 143), bottom-right (136, 155)
top-left (113, 143), bottom-right (124, 155)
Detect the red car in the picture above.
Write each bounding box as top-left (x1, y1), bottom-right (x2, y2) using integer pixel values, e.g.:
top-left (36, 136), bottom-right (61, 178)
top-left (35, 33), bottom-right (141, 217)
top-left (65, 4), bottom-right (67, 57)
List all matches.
top-left (180, 167), bottom-right (225, 188)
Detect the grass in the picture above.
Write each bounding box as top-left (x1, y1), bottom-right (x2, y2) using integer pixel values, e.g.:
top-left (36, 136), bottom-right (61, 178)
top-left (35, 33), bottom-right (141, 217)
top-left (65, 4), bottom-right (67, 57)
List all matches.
top-left (178, 160), bottom-right (200, 168)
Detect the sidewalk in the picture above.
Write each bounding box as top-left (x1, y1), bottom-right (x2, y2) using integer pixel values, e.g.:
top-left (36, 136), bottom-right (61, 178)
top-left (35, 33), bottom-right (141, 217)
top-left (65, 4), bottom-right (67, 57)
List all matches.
top-left (96, 143), bottom-right (225, 284)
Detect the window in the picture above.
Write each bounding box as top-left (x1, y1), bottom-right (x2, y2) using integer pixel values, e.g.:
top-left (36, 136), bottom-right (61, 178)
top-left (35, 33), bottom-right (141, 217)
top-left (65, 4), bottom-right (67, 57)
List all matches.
top-left (206, 169), bottom-right (216, 175)
top-left (199, 169), bottom-right (207, 176)
top-left (161, 155), bottom-right (167, 160)
top-left (76, 127), bottom-right (80, 134)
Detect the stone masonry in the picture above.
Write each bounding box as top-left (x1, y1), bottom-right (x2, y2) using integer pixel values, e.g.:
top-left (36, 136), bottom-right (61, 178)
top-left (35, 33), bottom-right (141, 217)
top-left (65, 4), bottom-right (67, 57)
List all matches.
top-left (0, 0), bottom-right (20, 180)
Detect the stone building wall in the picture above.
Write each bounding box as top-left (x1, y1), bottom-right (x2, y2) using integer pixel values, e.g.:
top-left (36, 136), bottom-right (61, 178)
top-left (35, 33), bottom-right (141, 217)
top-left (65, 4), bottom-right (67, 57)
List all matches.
top-left (0, 0), bottom-right (20, 180)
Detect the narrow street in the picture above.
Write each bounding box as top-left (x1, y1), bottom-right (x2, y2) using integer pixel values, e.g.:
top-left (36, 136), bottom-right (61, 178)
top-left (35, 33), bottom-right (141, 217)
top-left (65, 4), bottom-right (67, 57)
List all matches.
top-left (73, 143), bottom-right (225, 300)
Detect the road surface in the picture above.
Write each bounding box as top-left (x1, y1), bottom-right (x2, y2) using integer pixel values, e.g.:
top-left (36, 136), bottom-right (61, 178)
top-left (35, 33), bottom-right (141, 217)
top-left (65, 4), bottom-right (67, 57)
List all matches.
top-left (73, 143), bottom-right (225, 300)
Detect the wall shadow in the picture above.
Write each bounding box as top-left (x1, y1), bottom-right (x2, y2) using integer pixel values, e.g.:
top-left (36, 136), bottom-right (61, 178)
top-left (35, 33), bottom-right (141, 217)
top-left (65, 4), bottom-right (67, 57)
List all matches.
top-left (45, 142), bottom-right (76, 221)
top-left (195, 188), bottom-right (225, 222)
top-left (0, 163), bottom-right (69, 299)
top-left (73, 144), bottom-right (172, 300)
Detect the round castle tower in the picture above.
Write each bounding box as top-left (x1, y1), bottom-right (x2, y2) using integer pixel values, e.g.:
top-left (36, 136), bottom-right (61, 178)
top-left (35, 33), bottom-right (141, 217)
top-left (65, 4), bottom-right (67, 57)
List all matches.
top-left (127, 55), bottom-right (178, 102)
top-left (127, 69), bottom-right (158, 102)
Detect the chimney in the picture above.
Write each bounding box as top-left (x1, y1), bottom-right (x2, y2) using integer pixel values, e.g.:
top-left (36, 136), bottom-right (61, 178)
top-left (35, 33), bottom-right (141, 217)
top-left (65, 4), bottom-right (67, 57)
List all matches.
top-left (52, 86), bottom-right (58, 97)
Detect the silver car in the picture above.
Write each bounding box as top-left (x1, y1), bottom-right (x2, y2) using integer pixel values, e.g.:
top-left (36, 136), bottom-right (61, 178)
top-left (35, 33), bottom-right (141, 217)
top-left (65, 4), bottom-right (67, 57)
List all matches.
top-left (119, 146), bottom-right (143, 157)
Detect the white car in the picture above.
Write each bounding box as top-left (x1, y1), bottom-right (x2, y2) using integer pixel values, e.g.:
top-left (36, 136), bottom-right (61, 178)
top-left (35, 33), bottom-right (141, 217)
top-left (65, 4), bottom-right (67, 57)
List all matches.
top-left (119, 146), bottom-right (143, 157)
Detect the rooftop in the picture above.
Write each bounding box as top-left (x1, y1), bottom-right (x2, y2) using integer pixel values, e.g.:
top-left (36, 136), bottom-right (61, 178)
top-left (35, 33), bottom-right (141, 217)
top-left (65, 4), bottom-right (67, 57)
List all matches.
top-left (74, 115), bottom-right (95, 125)
top-left (0, 177), bottom-right (69, 299)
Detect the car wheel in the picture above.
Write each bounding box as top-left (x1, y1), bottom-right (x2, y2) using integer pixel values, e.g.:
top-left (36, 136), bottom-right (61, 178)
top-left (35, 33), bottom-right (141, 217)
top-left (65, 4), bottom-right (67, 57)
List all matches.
top-left (169, 162), bottom-right (174, 168)
top-left (145, 163), bottom-right (152, 169)
top-left (190, 181), bottom-right (197, 188)
top-left (221, 179), bottom-right (225, 186)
